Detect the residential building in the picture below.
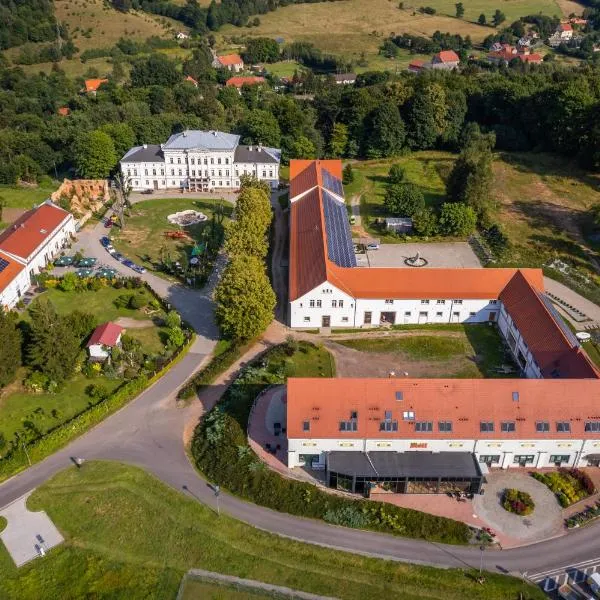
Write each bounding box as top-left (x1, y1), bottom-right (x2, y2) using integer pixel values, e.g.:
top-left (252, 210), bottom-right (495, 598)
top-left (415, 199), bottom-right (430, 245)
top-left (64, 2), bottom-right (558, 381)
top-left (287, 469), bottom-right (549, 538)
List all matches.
top-left (216, 54), bottom-right (244, 72)
top-left (285, 377), bottom-right (600, 492)
top-left (557, 23), bottom-right (574, 40)
top-left (119, 130), bottom-right (281, 191)
top-left (184, 75), bottom-right (198, 87)
top-left (176, 31), bottom-right (189, 40)
top-left (333, 73), bottom-right (357, 85)
top-left (408, 50), bottom-right (460, 72)
top-left (0, 201), bottom-right (76, 309)
top-left (83, 78), bottom-right (108, 95)
top-left (226, 76), bottom-right (266, 89)
top-left (487, 44), bottom-right (542, 65)
top-left (87, 322), bottom-right (124, 361)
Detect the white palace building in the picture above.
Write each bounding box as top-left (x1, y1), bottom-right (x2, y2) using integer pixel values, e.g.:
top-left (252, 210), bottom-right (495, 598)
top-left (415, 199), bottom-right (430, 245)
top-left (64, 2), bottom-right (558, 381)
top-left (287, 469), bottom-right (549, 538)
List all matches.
top-left (119, 130), bottom-right (281, 192)
top-left (283, 160), bottom-right (600, 494)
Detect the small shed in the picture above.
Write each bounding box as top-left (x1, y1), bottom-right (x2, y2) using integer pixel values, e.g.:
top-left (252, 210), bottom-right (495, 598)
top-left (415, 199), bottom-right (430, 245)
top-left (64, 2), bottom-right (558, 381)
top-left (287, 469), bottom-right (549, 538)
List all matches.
top-left (385, 217), bottom-right (413, 234)
top-left (87, 322), bottom-right (124, 362)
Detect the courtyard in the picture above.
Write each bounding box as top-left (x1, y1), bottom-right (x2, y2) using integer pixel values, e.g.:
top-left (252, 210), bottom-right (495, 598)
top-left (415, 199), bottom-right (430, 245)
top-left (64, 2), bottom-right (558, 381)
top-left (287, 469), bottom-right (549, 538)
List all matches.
top-left (355, 242), bottom-right (481, 269)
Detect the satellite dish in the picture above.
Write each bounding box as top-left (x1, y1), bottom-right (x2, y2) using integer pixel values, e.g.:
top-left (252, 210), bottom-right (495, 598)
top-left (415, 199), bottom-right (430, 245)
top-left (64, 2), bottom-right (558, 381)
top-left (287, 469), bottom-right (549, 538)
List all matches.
top-left (576, 332), bottom-right (591, 342)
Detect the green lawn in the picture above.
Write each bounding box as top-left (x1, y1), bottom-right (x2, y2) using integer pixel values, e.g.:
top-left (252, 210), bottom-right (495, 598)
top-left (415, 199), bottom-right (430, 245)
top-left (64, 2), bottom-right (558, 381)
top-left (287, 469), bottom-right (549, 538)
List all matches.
top-left (111, 197), bottom-right (231, 274)
top-left (266, 342), bottom-right (335, 377)
top-left (0, 516), bottom-right (6, 533)
top-left (0, 182), bottom-right (58, 209)
top-left (181, 579), bottom-right (278, 599)
top-left (337, 335), bottom-right (466, 360)
top-left (264, 60), bottom-right (302, 77)
top-left (0, 461), bottom-right (544, 600)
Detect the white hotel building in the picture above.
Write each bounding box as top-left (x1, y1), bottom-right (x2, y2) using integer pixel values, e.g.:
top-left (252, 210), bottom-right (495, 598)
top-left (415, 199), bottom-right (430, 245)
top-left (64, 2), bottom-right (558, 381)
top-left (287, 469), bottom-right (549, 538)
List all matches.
top-left (283, 160), bottom-right (600, 494)
top-left (119, 130), bottom-right (280, 192)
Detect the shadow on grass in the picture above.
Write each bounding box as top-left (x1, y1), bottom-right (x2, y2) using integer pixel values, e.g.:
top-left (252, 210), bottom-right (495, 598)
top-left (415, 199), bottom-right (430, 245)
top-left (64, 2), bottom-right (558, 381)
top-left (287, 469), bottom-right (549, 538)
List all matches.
top-left (463, 324), bottom-right (518, 378)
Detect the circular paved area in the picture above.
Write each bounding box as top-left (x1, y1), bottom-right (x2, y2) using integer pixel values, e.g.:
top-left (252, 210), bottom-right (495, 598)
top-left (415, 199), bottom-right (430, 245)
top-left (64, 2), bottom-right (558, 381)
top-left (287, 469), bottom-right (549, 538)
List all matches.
top-left (473, 471), bottom-right (563, 545)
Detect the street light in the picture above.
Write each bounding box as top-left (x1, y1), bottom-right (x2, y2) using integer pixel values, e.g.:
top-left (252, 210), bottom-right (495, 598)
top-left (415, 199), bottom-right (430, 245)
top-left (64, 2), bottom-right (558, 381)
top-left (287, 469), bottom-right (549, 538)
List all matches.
top-left (478, 545), bottom-right (486, 584)
top-left (214, 485), bottom-right (220, 516)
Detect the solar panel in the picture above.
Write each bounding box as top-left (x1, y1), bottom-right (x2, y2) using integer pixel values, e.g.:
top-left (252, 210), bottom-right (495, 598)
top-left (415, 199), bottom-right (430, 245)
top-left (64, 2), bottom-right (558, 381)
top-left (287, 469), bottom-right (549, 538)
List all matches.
top-left (322, 190), bottom-right (356, 268)
top-left (540, 293), bottom-right (580, 347)
top-left (0, 257), bottom-right (9, 273)
top-left (322, 169), bottom-right (344, 198)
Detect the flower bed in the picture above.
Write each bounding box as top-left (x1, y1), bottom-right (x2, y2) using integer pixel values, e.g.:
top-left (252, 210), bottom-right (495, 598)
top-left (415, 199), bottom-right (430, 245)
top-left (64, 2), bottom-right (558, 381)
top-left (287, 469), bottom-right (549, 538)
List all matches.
top-left (502, 489), bottom-right (535, 516)
top-left (566, 500), bottom-right (600, 528)
top-left (531, 468), bottom-right (595, 507)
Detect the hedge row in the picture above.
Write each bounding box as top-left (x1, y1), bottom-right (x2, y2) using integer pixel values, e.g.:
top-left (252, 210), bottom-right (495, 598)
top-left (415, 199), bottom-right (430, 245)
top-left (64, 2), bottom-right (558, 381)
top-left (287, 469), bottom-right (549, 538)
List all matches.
top-left (191, 344), bottom-right (471, 545)
top-left (0, 334), bottom-right (195, 483)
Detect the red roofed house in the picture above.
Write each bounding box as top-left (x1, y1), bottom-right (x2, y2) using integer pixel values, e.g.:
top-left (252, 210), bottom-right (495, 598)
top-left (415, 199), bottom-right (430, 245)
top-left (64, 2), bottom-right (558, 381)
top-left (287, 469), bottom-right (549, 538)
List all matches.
top-left (87, 322), bottom-right (124, 361)
top-left (83, 78), bottom-right (108, 95)
top-left (408, 50), bottom-right (460, 73)
top-left (226, 76), bottom-right (265, 90)
top-left (217, 54), bottom-right (244, 72)
top-left (0, 250), bottom-right (30, 311)
top-left (557, 22), bottom-right (574, 40)
top-left (57, 107), bottom-right (71, 117)
top-left (184, 75), bottom-right (198, 87)
top-left (0, 201), bottom-right (76, 307)
top-left (487, 44), bottom-right (543, 66)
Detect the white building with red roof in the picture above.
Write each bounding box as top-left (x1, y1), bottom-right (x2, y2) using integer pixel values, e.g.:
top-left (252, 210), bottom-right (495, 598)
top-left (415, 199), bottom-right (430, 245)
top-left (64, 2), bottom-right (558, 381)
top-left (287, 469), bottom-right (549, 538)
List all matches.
top-left (87, 322), bottom-right (124, 361)
top-left (0, 200), bottom-right (75, 310)
top-left (216, 54), bottom-right (244, 73)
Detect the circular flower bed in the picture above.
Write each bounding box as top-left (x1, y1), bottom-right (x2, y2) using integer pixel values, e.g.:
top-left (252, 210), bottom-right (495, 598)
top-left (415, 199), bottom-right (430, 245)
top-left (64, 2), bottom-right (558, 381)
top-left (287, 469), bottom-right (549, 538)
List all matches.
top-left (502, 488), bottom-right (535, 516)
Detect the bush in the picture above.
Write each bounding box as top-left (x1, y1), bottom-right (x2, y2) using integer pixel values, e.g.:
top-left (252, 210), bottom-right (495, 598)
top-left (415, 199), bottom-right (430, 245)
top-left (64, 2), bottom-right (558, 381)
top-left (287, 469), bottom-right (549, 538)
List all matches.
top-left (531, 469), bottom-right (594, 507)
top-left (85, 383), bottom-right (109, 401)
top-left (191, 344), bottom-right (471, 545)
top-left (128, 293), bottom-right (147, 310)
top-left (24, 371), bottom-right (49, 393)
top-left (114, 293), bottom-right (133, 308)
top-left (502, 488), bottom-right (535, 515)
top-left (164, 310), bottom-right (181, 329)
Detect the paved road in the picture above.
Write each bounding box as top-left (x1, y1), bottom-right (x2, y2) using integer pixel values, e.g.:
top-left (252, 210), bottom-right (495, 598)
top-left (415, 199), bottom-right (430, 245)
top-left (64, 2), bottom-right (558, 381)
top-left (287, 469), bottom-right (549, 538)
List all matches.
top-left (3, 200), bottom-right (600, 577)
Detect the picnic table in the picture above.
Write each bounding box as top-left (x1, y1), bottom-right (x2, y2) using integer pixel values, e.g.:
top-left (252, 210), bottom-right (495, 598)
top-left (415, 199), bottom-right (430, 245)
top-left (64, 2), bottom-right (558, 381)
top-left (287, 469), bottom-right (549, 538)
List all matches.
top-left (77, 257), bottom-right (97, 267)
top-left (76, 268), bottom-right (94, 277)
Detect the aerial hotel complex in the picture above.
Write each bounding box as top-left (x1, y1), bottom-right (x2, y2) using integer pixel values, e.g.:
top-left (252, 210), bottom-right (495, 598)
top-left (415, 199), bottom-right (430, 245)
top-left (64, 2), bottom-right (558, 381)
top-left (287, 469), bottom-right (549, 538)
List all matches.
top-left (285, 159), bottom-right (600, 495)
top-left (119, 130), bottom-right (281, 192)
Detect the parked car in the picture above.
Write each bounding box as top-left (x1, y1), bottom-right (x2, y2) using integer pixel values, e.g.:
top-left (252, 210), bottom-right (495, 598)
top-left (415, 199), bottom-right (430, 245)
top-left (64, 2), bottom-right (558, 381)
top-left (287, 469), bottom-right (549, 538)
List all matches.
top-left (366, 242), bottom-right (380, 250)
top-left (100, 236), bottom-right (110, 247)
top-left (104, 219), bottom-right (113, 228)
top-left (122, 259), bottom-right (134, 268)
top-left (113, 253), bottom-right (124, 262)
top-left (131, 264), bottom-right (146, 274)
top-left (141, 189), bottom-right (154, 195)
top-left (106, 245), bottom-right (115, 254)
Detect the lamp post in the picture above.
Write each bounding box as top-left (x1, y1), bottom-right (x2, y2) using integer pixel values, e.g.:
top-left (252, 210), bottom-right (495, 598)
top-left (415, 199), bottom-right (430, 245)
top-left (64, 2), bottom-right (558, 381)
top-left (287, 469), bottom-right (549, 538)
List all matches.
top-left (214, 485), bottom-right (220, 516)
top-left (478, 544), bottom-right (486, 584)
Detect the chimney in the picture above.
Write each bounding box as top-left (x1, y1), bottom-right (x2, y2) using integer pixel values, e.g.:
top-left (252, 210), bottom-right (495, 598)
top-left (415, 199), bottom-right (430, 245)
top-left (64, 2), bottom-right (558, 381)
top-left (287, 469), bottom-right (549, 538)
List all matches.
top-left (143, 143), bottom-right (148, 149)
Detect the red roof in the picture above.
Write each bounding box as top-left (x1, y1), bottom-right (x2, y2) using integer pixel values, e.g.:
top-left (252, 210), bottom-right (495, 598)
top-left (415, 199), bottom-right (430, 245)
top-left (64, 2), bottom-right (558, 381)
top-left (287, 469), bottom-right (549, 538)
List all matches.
top-left (57, 107), bottom-right (70, 116)
top-left (520, 53), bottom-right (542, 64)
top-left (435, 50), bottom-right (460, 63)
top-left (560, 23), bottom-right (573, 31)
top-left (218, 54), bottom-right (243, 67)
top-left (408, 60), bottom-right (425, 71)
top-left (286, 377), bottom-right (600, 440)
top-left (0, 250), bottom-right (25, 296)
top-left (0, 203), bottom-right (71, 260)
top-left (499, 271), bottom-right (598, 379)
top-left (184, 75), bottom-right (198, 86)
top-left (84, 78), bottom-right (108, 93)
top-left (226, 76), bottom-right (265, 88)
top-left (87, 322), bottom-right (124, 347)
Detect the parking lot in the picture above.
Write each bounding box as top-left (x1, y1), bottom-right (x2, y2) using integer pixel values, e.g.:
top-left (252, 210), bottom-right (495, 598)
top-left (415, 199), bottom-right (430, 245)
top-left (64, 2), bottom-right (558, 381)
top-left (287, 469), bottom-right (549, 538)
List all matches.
top-left (354, 242), bottom-right (481, 269)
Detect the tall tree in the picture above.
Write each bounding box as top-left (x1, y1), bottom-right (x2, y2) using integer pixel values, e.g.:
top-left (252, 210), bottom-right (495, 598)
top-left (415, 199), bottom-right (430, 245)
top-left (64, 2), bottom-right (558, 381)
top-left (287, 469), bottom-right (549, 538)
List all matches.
top-left (455, 2), bottom-right (464, 18)
top-left (130, 54), bottom-right (180, 87)
top-left (214, 256), bottom-right (276, 340)
top-left (328, 123), bottom-right (349, 157)
top-left (384, 183), bottom-right (425, 217)
top-left (0, 311), bottom-right (21, 388)
top-left (405, 83), bottom-right (448, 150)
top-left (363, 101), bottom-right (405, 158)
top-left (492, 9), bottom-right (506, 27)
top-left (27, 300), bottom-right (80, 384)
top-left (439, 202), bottom-right (477, 236)
top-left (73, 130), bottom-right (117, 179)
top-left (478, 13), bottom-right (487, 25)
top-left (239, 109), bottom-right (281, 147)
top-left (99, 123), bottom-right (135, 159)
top-left (236, 187), bottom-right (272, 232)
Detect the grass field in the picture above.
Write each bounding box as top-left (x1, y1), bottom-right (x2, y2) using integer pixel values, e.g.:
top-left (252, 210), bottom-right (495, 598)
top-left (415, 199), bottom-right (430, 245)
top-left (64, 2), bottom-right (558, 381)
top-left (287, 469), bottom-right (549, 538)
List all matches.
top-left (0, 183), bottom-right (58, 209)
top-left (181, 579), bottom-right (280, 599)
top-left (267, 341), bottom-right (335, 377)
top-left (0, 286), bottom-right (166, 449)
top-left (335, 324), bottom-right (515, 378)
top-left (218, 0), bottom-right (564, 70)
top-left (111, 197), bottom-right (231, 273)
top-left (0, 461), bottom-right (544, 600)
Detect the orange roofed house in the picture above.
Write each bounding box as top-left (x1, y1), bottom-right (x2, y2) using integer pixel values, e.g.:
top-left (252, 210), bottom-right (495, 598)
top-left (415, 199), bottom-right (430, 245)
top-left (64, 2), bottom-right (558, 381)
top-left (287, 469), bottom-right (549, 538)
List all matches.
top-left (226, 76), bottom-right (265, 90)
top-left (0, 201), bottom-right (76, 310)
top-left (284, 159), bottom-right (600, 487)
top-left (82, 78), bottom-right (108, 95)
top-left (216, 53), bottom-right (244, 72)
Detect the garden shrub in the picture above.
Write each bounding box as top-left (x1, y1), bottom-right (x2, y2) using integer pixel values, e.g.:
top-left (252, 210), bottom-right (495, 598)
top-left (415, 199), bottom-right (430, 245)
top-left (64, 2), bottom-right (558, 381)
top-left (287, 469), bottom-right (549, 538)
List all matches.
top-left (502, 488), bottom-right (535, 516)
top-left (531, 469), bottom-right (594, 506)
top-left (191, 343), bottom-right (471, 545)
top-left (128, 293), bottom-right (147, 309)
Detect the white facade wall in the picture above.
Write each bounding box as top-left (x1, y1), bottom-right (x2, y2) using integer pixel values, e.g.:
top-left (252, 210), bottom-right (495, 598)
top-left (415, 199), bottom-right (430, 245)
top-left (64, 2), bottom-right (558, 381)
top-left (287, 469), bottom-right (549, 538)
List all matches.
top-left (290, 289), bottom-right (501, 329)
top-left (287, 436), bottom-right (600, 469)
top-left (24, 215), bottom-right (77, 277)
top-left (290, 284), bottom-right (355, 328)
top-left (234, 160), bottom-right (279, 189)
top-left (123, 160), bottom-right (167, 190)
top-left (497, 304), bottom-right (541, 378)
top-left (0, 267), bottom-right (31, 309)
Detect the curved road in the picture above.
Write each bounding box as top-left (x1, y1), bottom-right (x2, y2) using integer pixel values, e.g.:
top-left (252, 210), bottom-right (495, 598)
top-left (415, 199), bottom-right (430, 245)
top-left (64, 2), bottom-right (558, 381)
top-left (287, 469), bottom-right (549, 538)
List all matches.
top-left (1, 200), bottom-right (600, 578)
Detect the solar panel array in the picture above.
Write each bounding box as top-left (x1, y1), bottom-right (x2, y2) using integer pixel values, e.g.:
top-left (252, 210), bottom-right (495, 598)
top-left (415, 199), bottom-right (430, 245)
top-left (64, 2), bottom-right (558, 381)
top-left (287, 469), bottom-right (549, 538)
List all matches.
top-left (541, 293), bottom-right (580, 347)
top-left (0, 257), bottom-right (9, 273)
top-left (322, 190), bottom-right (356, 268)
top-left (322, 169), bottom-right (344, 198)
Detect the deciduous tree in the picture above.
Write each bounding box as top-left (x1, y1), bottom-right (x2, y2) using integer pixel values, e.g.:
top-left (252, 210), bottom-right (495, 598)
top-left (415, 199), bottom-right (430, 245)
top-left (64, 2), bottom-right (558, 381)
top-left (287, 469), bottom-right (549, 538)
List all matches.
top-left (0, 311), bottom-right (21, 388)
top-left (384, 183), bottom-right (425, 217)
top-left (439, 202), bottom-right (477, 236)
top-left (73, 130), bottom-right (117, 179)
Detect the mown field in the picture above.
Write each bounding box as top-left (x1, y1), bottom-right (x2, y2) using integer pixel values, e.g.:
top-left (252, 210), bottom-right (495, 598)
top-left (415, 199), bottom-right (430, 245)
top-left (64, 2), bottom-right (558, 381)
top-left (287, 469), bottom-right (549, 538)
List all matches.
top-left (0, 461), bottom-right (544, 600)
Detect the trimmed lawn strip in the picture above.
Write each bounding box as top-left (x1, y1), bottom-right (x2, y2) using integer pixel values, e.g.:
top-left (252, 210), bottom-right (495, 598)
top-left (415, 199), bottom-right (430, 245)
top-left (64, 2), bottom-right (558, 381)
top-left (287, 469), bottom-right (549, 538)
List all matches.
top-left (0, 183), bottom-right (57, 209)
top-left (0, 334), bottom-right (194, 483)
top-left (192, 341), bottom-right (471, 545)
top-left (336, 335), bottom-right (466, 360)
top-left (0, 461), bottom-right (545, 600)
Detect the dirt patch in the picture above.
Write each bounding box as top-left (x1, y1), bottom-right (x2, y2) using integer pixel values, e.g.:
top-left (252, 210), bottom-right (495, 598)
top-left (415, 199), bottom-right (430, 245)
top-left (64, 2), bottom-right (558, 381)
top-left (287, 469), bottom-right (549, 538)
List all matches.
top-left (114, 317), bottom-right (155, 329)
top-left (119, 226), bottom-right (152, 248)
top-left (2, 208), bottom-right (27, 225)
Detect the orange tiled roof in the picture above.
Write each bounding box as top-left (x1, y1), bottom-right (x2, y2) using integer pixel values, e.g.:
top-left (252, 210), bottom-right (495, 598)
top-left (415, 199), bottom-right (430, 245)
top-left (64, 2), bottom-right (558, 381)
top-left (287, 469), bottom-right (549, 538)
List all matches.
top-left (0, 250), bottom-right (25, 296)
top-left (87, 322), bottom-right (124, 347)
top-left (84, 78), bottom-right (108, 93)
top-left (57, 107), bottom-right (70, 116)
top-left (499, 271), bottom-right (598, 378)
top-left (289, 159), bottom-right (342, 180)
top-left (286, 377), bottom-right (600, 440)
top-left (226, 76), bottom-right (265, 88)
top-left (218, 54), bottom-right (243, 66)
top-left (520, 53), bottom-right (542, 63)
top-left (0, 203), bottom-right (71, 260)
top-left (436, 50), bottom-right (460, 63)
top-left (184, 75), bottom-right (198, 85)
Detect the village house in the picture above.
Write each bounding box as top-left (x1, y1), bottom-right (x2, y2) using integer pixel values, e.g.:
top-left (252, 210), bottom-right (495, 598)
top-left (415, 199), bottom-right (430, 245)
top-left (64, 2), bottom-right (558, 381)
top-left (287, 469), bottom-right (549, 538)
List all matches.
top-left (82, 78), bottom-right (108, 95)
top-left (557, 22), bottom-right (574, 40)
top-left (216, 54), bottom-right (244, 72)
top-left (333, 73), bottom-right (357, 85)
top-left (87, 322), bottom-right (124, 362)
top-left (225, 75), bottom-right (265, 90)
top-left (408, 50), bottom-right (460, 73)
top-left (487, 44), bottom-right (542, 65)
top-left (176, 31), bottom-right (189, 40)
top-left (0, 201), bottom-right (76, 310)
top-left (119, 130), bottom-right (281, 191)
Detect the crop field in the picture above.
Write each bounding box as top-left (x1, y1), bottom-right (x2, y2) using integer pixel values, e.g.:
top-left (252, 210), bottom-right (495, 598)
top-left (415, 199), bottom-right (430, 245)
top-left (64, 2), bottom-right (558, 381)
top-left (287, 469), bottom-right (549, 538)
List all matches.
top-left (218, 0), bottom-right (567, 67)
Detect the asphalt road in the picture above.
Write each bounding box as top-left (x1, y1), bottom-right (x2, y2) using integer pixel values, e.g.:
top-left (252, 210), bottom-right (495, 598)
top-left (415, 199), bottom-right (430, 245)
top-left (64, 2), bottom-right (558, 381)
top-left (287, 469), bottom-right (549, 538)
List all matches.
top-left (2, 204), bottom-right (600, 577)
